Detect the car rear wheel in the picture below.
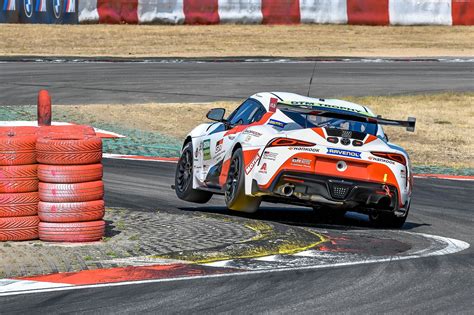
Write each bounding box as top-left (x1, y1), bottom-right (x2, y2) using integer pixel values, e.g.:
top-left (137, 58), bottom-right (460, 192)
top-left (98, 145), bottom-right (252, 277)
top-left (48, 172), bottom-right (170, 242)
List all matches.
top-left (225, 148), bottom-right (261, 213)
top-left (369, 203), bottom-right (409, 229)
top-left (175, 142), bottom-right (213, 203)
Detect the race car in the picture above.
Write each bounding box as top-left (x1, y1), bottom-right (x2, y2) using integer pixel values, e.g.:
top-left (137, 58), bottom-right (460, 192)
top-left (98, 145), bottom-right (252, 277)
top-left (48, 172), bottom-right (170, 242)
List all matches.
top-left (174, 92), bottom-right (415, 228)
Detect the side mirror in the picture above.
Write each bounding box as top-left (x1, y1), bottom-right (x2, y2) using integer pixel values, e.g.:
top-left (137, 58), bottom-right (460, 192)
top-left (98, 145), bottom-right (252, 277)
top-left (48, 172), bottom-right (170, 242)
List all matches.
top-left (384, 134), bottom-right (390, 142)
top-left (206, 108), bottom-right (226, 122)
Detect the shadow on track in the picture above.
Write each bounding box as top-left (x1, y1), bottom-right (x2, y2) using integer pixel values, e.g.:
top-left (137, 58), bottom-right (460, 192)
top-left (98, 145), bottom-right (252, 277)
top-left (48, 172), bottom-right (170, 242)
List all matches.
top-left (178, 205), bottom-right (430, 231)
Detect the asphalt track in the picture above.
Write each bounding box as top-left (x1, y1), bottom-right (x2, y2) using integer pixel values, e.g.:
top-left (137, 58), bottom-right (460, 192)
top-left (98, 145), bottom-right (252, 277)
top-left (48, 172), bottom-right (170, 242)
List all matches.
top-left (0, 61), bottom-right (473, 105)
top-left (1, 159), bottom-right (473, 313)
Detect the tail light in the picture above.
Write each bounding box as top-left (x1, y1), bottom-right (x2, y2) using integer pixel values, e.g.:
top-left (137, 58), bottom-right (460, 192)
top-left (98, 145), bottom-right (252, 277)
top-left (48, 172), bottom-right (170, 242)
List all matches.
top-left (371, 151), bottom-right (407, 165)
top-left (268, 138), bottom-right (315, 147)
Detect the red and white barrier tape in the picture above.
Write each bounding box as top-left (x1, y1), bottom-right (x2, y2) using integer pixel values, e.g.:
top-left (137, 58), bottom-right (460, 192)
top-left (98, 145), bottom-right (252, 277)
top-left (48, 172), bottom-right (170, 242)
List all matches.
top-left (79, 0), bottom-right (474, 25)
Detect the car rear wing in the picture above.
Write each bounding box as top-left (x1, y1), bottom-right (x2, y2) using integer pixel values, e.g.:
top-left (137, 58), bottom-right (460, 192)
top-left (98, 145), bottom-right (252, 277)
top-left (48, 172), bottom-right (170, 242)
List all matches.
top-left (277, 103), bottom-right (416, 132)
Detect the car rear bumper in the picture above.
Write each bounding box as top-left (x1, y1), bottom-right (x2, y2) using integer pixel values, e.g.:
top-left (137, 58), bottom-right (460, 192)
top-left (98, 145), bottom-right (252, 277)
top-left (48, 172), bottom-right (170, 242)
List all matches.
top-left (256, 171), bottom-right (400, 212)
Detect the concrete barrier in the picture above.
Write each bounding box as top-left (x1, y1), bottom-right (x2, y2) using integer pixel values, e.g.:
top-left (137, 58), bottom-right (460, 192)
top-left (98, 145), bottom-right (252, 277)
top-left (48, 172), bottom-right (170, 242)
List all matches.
top-left (3, 0), bottom-right (473, 25)
top-left (390, 0), bottom-right (452, 25)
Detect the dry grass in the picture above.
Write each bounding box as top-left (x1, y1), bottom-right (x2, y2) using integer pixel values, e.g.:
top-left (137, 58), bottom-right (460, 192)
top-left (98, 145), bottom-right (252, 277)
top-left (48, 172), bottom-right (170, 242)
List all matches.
top-left (1, 24), bottom-right (473, 58)
top-left (56, 92), bottom-right (474, 169)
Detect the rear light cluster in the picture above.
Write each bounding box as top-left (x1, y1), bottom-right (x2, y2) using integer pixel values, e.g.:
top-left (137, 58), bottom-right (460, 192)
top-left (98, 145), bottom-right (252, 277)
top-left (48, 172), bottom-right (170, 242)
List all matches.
top-left (268, 138), bottom-right (315, 147)
top-left (327, 137), bottom-right (363, 147)
top-left (371, 152), bottom-right (407, 165)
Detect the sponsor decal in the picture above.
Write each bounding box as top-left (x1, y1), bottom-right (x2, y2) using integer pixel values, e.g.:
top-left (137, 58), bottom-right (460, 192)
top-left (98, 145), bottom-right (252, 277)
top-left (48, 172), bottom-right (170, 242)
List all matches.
top-left (245, 153), bottom-right (260, 175)
top-left (368, 156), bottom-right (395, 165)
top-left (53, 0), bottom-right (61, 18)
top-left (268, 119), bottom-right (287, 129)
top-left (327, 148), bottom-right (361, 159)
top-left (269, 97), bottom-right (278, 113)
top-left (291, 157), bottom-right (312, 168)
top-left (259, 163), bottom-right (267, 174)
top-left (3, 0), bottom-right (16, 11)
top-left (400, 169), bottom-right (407, 179)
top-left (242, 130), bottom-right (262, 137)
top-left (286, 101), bottom-right (372, 116)
top-left (288, 147), bottom-right (320, 153)
top-left (263, 151), bottom-right (278, 161)
top-left (215, 139), bottom-right (223, 155)
top-left (24, 0), bottom-right (33, 17)
top-left (203, 139), bottom-right (211, 160)
top-left (35, 0), bottom-right (46, 12)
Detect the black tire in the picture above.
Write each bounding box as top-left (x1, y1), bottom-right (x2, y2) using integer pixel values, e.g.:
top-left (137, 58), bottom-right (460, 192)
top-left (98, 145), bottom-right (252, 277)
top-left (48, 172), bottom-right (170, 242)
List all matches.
top-left (225, 148), bottom-right (261, 213)
top-left (369, 203), bottom-right (410, 229)
top-left (175, 142), bottom-right (213, 203)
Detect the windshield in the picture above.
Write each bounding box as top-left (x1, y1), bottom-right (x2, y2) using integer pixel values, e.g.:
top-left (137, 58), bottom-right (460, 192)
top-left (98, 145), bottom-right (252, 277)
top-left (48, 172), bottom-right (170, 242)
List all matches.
top-left (282, 110), bottom-right (378, 136)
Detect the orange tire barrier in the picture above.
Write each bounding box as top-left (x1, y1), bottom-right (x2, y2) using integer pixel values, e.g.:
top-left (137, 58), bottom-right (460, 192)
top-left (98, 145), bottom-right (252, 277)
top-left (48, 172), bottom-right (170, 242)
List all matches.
top-left (0, 165), bottom-right (38, 193)
top-left (0, 135), bottom-right (37, 166)
top-left (38, 164), bottom-right (103, 183)
top-left (0, 192), bottom-right (39, 217)
top-left (36, 136), bottom-right (102, 165)
top-left (39, 181), bottom-right (104, 203)
top-left (0, 216), bottom-right (39, 241)
top-left (39, 220), bottom-right (105, 242)
top-left (39, 200), bottom-right (105, 223)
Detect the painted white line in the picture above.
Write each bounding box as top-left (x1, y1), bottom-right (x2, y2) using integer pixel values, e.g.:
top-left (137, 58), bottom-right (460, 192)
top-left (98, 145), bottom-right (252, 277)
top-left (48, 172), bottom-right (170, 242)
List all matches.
top-left (0, 279), bottom-right (72, 294)
top-left (0, 232), bottom-right (468, 297)
top-left (413, 175), bottom-right (474, 182)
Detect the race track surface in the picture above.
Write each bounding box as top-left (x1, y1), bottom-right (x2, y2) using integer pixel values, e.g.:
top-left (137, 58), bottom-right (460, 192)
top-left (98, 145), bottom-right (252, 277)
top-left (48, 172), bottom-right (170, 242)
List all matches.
top-left (1, 159), bottom-right (472, 313)
top-left (1, 61), bottom-right (473, 105)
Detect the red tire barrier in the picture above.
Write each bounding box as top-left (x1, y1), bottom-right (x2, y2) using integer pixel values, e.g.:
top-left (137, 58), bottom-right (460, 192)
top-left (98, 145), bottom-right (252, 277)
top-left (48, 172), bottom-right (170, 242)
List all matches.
top-left (37, 125), bottom-right (96, 138)
top-left (36, 136), bottom-right (102, 165)
top-left (0, 192), bottom-right (39, 217)
top-left (39, 181), bottom-right (104, 203)
top-left (38, 200), bottom-right (105, 223)
top-left (0, 127), bottom-right (38, 137)
top-left (0, 135), bottom-right (37, 166)
top-left (38, 164), bottom-right (103, 183)
top-left (39, 220), bottom-right (105, 242)
top-left (0, 216), bottom-right (39, 241)
top-left (0, 165), bottom-right (38, 193)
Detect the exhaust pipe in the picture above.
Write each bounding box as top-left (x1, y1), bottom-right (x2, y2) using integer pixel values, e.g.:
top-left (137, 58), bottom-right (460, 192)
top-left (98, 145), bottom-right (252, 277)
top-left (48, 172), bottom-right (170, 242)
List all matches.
top-left (278, 184), bottom-right (295, 197)
top-left (376, 196), bottom-right (392, 209)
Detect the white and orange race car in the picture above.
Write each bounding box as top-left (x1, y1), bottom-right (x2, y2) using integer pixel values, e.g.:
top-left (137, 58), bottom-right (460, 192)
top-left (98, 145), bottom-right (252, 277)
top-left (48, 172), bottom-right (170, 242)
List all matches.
top-left (175, 92), bottom-right (416, 228)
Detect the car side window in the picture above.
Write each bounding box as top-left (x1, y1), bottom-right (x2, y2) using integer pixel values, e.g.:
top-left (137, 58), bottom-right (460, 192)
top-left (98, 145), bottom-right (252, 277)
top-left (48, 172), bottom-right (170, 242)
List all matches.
top-left (228, 99), bottom-right (265, 126)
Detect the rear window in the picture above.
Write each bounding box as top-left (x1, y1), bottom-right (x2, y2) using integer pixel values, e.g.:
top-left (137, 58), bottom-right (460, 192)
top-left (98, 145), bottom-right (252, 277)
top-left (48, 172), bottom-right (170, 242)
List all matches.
top-left (282, 110), bottom-right (378, 136)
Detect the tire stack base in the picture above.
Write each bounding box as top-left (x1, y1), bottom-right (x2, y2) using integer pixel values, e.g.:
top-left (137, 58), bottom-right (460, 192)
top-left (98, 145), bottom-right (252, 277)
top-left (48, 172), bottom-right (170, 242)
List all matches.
top-left (37, 126), bottom-right (105, 242)
top-left (0, 127), bottom-right (39, 241)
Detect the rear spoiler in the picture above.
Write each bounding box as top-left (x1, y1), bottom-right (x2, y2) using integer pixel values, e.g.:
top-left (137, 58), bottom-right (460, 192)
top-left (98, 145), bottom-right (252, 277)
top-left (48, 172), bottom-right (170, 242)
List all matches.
top-left (277, 103), bottom-right (416, 132)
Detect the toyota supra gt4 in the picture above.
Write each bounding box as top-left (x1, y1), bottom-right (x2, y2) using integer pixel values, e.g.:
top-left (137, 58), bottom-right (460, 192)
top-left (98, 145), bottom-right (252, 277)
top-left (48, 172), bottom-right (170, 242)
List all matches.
top-left (174, 92), bottom-right (416, 228)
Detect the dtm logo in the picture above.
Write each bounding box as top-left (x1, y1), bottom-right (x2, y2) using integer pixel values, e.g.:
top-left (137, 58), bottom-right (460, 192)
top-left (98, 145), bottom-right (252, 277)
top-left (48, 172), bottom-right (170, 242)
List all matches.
top-left (53, 0), bottom-right (61, 18)
top-left (23, 0), bottom-right (33, 17)
top-left (327, 148), bottom-right (361, 159)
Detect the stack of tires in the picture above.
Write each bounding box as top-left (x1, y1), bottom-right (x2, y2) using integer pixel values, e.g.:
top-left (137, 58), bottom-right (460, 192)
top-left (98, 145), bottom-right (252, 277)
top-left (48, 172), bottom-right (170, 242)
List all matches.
top-left (0, 127), bottom-right (40, 241)
top-left (37, 126), bottom-right (106, 242)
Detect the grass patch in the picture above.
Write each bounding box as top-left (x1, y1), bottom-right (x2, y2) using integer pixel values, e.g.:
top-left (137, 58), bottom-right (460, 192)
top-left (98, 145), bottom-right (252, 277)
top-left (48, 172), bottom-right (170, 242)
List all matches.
top-left (0, 24), bottom-right (473, 58)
